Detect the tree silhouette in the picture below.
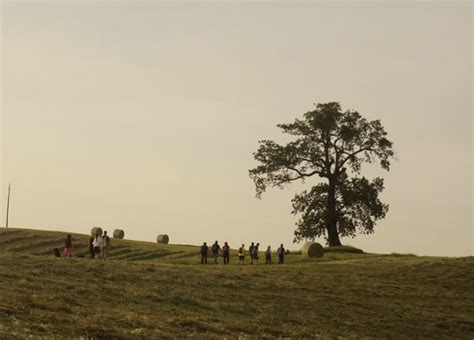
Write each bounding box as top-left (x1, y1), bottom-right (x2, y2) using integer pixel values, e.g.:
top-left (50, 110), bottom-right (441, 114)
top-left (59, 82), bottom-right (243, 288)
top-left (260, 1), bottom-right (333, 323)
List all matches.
top-left (249, 102), bottom-right (394, 246)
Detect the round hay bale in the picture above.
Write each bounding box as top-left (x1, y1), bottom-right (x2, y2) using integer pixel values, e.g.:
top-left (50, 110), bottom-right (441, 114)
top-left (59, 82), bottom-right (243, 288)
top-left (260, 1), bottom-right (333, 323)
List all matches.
top-left (91, 227), bottom-right (103, 237)
top-left (157, 234), bottom-right (169, 244)
top-left (113, 229), bottom-right (125, 239)
top-left (301, 242), bottom-right (324, 258)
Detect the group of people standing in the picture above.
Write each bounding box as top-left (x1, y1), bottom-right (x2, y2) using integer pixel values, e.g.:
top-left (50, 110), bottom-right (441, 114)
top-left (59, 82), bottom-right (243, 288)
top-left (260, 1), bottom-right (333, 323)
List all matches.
top-left (60, 231), bottom-right (111, 259)
top-left (63, 233), bottom-right (287, 265)
top-left (89, 231), bottom-right (111, 259)
top-left (200, 241), bottom-right (286, 265)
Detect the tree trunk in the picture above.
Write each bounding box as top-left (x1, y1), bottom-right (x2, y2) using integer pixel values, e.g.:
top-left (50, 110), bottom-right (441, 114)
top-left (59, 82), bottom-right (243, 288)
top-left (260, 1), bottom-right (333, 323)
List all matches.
top-left (327, 178), bottom-right (342, 247)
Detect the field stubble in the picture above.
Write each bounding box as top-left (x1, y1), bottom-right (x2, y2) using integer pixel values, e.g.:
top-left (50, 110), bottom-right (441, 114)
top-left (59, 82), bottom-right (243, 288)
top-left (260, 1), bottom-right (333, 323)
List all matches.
top-left (0, 228), bottom-right (472, 339)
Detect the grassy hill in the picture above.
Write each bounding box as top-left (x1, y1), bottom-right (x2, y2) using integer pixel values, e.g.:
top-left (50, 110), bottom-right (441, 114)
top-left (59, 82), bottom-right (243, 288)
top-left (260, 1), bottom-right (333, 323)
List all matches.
top-left (0, 228), bottom-right (473, 339)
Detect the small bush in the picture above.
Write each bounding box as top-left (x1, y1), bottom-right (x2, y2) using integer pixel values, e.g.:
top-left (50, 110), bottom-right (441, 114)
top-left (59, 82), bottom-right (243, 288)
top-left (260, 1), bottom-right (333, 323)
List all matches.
top-left (324, 246), bottom-right (364, 254)
top-left (390, 253), bottom-right (417, 257)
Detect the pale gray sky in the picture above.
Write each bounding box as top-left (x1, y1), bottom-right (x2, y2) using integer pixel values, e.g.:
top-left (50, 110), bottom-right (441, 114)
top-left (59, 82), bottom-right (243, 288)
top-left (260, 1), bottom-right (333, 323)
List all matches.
top-left (1, 1), bottom-right (472, 256)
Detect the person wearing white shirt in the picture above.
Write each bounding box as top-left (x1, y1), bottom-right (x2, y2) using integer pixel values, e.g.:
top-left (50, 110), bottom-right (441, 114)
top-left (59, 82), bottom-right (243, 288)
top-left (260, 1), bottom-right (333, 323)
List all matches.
top-left (93, 234), bottom-right (102, 259)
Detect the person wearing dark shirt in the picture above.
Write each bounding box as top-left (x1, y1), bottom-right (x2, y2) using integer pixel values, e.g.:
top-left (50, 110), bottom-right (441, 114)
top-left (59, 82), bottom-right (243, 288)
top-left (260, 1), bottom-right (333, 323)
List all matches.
top-left (277, 244), bottom-right (285, 264)
top-left (102, 231), bottom-right (111, 259)
top-left (200, 242), bottom-right (209, 264)
top-left (64, 234), bottom-right (73, 257)
top-left (211, 241), bottom-right (221, 264)
top-left (89, 235), bottom-right (94, 259)
top-left (254, 243), bottom-right (260, 264)
top-left (222, 242), bottom-right (230, 265)
top-left (249, 242), bottom-right (255, 264)
top-left (265, 246), bottom-right (272, 265)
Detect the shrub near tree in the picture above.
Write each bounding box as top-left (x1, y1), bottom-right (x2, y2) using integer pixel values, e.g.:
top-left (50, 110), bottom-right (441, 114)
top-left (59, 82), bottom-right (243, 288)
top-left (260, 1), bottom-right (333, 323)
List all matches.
top-left (249, 102), bottom-right (395, 246)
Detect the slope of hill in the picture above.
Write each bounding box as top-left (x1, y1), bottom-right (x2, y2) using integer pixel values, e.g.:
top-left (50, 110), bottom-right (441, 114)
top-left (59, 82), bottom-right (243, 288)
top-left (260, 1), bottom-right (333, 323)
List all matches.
top-left (0, 228), bottom-right (200, 263)
top-left (0, 228), bottom-right (473, 338)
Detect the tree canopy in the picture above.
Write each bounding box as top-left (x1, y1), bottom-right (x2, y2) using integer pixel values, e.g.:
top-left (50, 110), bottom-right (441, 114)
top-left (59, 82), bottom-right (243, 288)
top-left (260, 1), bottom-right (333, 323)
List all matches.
top-left (249, 102), bottom-right (394, 246)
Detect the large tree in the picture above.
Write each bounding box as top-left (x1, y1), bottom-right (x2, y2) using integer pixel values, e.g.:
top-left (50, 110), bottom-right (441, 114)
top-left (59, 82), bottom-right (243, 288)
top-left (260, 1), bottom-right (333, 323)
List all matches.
top-left (249, 102), bottom-right (394, 246)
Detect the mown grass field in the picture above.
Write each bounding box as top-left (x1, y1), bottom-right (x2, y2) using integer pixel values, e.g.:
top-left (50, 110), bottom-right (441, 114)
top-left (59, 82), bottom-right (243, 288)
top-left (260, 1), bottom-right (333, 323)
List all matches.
top-left (0, 228), bottom-right (473, 339)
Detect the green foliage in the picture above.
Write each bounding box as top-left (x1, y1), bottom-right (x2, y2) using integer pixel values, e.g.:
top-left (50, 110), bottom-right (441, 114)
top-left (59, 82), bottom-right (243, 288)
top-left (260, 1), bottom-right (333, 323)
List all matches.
top-left (324, 245), bottom-right (365, 254)
top-left (292, 175), bottom-right (389, 240)
top-left (249, 102), bottom-right (394, 244)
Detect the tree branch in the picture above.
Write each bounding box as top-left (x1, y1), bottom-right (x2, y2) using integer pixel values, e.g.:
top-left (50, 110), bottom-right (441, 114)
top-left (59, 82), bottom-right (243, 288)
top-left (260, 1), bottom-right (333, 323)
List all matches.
top-left (287, 167), bottom-right (321, 178)
top-left (298, 157), bottom-right (325, 171)
top-left (339, 147), bottom-right (372, 169)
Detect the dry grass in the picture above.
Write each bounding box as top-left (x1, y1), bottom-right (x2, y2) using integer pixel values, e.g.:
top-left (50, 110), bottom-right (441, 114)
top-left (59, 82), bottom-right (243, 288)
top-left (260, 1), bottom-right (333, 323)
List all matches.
top-left (0, 228), bottom-right (473, 339)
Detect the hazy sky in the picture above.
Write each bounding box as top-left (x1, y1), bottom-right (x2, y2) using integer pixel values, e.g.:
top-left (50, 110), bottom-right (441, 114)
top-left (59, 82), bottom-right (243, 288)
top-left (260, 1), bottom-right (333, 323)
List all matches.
top-left (1, 1), bottom-right (472, 256)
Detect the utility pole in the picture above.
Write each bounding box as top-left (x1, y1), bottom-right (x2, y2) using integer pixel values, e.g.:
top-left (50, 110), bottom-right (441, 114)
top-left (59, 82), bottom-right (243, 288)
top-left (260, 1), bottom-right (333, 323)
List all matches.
top-left (5, 183), bottom-right (11, 228)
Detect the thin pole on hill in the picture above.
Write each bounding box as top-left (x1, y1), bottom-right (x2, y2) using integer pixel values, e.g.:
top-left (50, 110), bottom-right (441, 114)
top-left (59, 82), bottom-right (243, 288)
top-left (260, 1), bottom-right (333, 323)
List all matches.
top-left (5, 183), bottom-right (11, 228)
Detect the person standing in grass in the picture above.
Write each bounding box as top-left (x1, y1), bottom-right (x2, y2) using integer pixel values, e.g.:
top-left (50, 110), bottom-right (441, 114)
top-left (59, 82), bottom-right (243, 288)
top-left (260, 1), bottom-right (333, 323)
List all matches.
top-left (93, 233), bottom-right (102, 259)
top-left (277, 244), bottom-right (285, 264)
top-left (249, 242), bottom-right (255, 264)
top-left (211, 241), bottom-right (221, 264)
top-left (265, 246), bottom-right (272, 265)
top-left (63, 234), bottom-right (73, 257)
top-left (254, 243), bottom-right (260, 264)
top-left (222, 242), bottom-right (230, 265)
top-left (200, 242), bottom-right (209, 264)
top-left (88, 234), bottom-right (95, 259)
top-left (238, 244), bottom-right (245, 264)
top-left (102, 231), bottom-right (111, 259)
